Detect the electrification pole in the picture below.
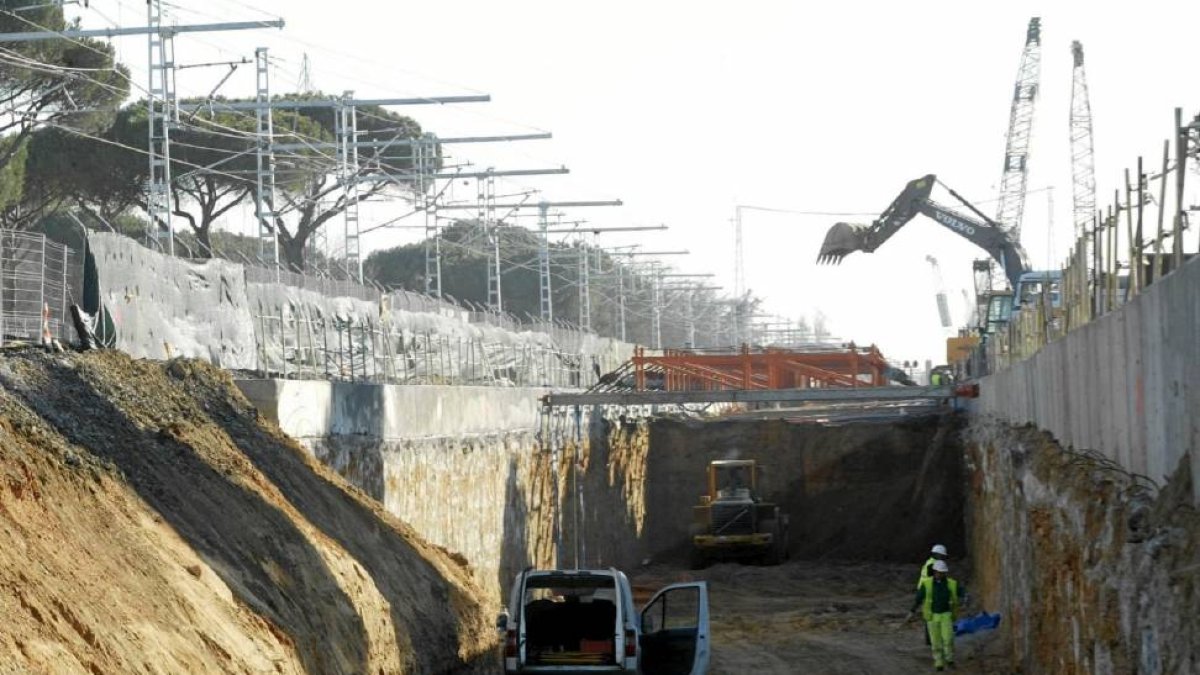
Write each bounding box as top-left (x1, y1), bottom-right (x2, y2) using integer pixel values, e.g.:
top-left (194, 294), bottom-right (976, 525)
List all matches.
top-left (146, 0), bottom-right (176, 255)
top-left (478, 171), bottom-right (502, 311)
top-left (0, 10), bottom-right (286, 259)
top-left (417, 134), bottom-right (440, 297)
top-left (337, 91), bottom-right (362, 282)
top-left (253, 47), bottom-right (278, 275)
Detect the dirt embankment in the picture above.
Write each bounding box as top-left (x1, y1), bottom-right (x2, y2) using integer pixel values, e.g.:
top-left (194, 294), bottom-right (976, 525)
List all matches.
top-left (637, 413), bottom-right (965, 564)
top-left (967, 422), bottom-right (1200, 673)
top-left (0, 350), bottom-right (495, 674)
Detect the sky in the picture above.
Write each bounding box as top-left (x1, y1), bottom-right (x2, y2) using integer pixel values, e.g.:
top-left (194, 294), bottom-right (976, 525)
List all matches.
top-left (65, 0), bottom-right (1200, 366)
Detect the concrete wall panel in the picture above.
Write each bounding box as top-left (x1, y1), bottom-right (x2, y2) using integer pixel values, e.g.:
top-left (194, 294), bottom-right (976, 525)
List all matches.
top-left (981, 257), bottom-right (1199, 502)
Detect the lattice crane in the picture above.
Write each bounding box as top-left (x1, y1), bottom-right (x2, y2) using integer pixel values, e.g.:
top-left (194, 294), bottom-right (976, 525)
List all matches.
top-left (972, 16), bottom-right (1042, 320)
top-left (925, 255), bottom-right (952, 329)
top-left (996, 17), bottom-right (1042, 241)
top-left (1069, 40), bottom-right (1097, 242)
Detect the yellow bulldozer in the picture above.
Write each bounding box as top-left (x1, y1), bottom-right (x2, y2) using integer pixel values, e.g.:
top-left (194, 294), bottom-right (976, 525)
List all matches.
top-left (689, 460), bottom-right (789, 568)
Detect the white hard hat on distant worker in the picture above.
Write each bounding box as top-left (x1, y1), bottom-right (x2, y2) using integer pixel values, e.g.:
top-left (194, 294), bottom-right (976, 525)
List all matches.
top-left (933, 560), bottom-right (949, 573)
top-left (931, 544), bottom-right (948, 556)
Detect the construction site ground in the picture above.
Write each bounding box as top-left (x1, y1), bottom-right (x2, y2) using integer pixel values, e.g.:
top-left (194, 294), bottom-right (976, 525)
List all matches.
top-left (634, 559), bottom-right (1009, 674)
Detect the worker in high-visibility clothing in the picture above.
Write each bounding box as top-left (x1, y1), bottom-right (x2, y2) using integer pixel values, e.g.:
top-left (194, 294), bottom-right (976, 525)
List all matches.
top-left (915, 544), bottom-right (950, 646)
top-left (918, 544), bottom-right (949, 587)
top-left (908, 560), bottom-right (961, 671)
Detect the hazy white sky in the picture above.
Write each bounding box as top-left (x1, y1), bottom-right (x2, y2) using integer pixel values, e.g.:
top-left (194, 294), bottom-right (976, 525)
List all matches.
top-left (71, 0), bottom-right (1200, 365)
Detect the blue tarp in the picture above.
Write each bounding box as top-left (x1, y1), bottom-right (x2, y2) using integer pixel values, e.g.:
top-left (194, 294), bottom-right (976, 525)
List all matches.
top-left (955, 611), bottom-right (1002, 636)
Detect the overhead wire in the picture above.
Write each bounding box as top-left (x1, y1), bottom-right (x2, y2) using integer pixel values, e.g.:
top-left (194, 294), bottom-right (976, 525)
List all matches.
top-left (0, 24), bottom-right (434, 216)
top-left (18, 3), bottom-right (703, 293)
top-left (90, 2), bottom-right (603, 226)
top-left (148, 1), bottom-right (602, 198)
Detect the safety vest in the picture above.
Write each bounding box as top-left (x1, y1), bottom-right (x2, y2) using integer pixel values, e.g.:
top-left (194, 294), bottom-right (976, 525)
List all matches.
top-left (917, 557), bottom-right (937, 588)
top-left (919, 576), bottom-right (959, 621)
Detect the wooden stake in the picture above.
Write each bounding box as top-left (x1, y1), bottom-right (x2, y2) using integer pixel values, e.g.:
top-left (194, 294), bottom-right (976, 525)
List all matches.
top-left (1174, 108), bottom-right (1186, 269)
top-left (1155, 140), bottom-right (1169, 282)
top-left (1125, 168), bottom-right (1136, 298)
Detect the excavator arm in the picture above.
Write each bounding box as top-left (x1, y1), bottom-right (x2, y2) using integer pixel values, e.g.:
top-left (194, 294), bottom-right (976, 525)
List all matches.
top-left (817, 174), bottom-right (1029, 289)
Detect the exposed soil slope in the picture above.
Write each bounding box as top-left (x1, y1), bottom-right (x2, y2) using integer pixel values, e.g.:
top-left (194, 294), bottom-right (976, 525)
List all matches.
top-left (0, 350), bottom-right (494, 674)
top-left (636, 413), bottom-right (965, 564)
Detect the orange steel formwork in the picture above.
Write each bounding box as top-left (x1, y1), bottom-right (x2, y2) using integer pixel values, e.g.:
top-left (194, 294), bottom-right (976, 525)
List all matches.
top-left (631, 344), bottom-right (891, 391)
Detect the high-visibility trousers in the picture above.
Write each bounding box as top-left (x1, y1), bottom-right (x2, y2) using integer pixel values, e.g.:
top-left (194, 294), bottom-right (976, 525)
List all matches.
top-left (926, 612), bottom-right (954, 667)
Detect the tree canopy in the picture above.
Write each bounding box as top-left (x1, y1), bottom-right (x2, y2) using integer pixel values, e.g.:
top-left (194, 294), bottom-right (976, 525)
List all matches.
top-left (0, 1), bottom-right (129, 187)
top-left (365, 223), bottom-right (753, 348)
top-left (11, 88), bottom-right (430, 270)
top-left (265, 97), bottom-right (431, 271)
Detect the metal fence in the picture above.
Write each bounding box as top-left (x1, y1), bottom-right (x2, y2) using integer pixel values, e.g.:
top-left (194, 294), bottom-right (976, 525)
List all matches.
top-left (0, 230), bottom-right (83, 345)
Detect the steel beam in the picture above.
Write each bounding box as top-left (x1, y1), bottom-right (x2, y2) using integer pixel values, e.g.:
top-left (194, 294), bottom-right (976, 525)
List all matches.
top-left (213, 95), bottom-right (489, 111)
top-left (0, 20), bottom-right (285, 42)
top-left (356, 167), bottom-right (568, 181)
top-left (271, 132), bottom-right (550, 152)
top-left (542, 225), bottom-right (664, 234)
top-left (542, 386), bottom-right (955, 408)
top-left (437, 200), bottom-right (623, 211)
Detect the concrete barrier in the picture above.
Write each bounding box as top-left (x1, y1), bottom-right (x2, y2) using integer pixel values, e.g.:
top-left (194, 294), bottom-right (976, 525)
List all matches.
top-left (237, 378), bottom-right (556, 601)
top-left (979, 256), bottom-right (1199, 502)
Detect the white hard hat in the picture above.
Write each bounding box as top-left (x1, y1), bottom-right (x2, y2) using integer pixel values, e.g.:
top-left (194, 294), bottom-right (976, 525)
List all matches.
top-left (931, 544), bottom-right (948, 556)
top-left (933, 560), bottom-right (949, 573)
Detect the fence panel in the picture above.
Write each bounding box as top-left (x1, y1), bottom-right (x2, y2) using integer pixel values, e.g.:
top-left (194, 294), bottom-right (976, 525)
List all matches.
top-left (0, 230), bottom-right (82, 345)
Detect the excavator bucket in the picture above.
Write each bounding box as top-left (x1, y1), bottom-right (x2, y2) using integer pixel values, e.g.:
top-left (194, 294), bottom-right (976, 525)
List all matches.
top-left (816, 222), bottom-right (870, 264)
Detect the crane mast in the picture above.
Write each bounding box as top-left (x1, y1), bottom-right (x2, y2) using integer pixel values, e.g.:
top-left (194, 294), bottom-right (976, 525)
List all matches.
top-left (1069, 40), bottom-right (1097, 243)
top-left (925, 255), bottom-right (952, 328)
top-left (995, 17), bottom-right (1042, 241)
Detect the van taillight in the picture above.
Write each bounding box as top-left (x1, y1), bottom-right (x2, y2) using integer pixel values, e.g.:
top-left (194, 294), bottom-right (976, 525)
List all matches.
top-left (505, 629), bottom-right (518, 658)
top-left (624, 629), bottom-right (637, 658)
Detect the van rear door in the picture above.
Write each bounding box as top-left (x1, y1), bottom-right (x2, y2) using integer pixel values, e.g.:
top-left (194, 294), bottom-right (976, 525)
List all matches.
top-left (638, 582), bottom-right (709, 675)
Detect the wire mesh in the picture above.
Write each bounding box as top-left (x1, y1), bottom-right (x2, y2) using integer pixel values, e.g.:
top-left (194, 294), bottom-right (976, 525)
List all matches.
top-left (0, 230), bottom-right (83, 345)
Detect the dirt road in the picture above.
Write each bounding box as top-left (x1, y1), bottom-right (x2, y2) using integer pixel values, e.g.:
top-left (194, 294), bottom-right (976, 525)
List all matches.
top-left (634, 560), bottom-right (1009, 674)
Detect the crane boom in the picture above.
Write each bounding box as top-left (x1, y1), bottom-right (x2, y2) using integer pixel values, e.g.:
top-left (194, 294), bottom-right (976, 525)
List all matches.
top-left (1069, 40), bottom-right (1097, 242)
top-left (816, 174), bottom-right (1030, 290)
top-left (996, 17), bottom-right (1043, 239)
top-left (925, 255), bottom-right (952, 328)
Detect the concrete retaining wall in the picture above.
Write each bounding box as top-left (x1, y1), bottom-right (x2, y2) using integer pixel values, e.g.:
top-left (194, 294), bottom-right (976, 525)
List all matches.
top-left (979, 256), bottom-right (1199, 502)
top-left (237, 378), bottom-right (560, 601)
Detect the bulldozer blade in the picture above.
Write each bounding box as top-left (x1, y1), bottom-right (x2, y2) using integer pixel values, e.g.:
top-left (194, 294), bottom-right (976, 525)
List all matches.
top-left (816, 222), bottom-right (870, 264)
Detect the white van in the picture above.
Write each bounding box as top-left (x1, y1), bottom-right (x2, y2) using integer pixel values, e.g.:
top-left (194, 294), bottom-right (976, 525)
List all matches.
top-left (499, 568), bottom-right (710, 675)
